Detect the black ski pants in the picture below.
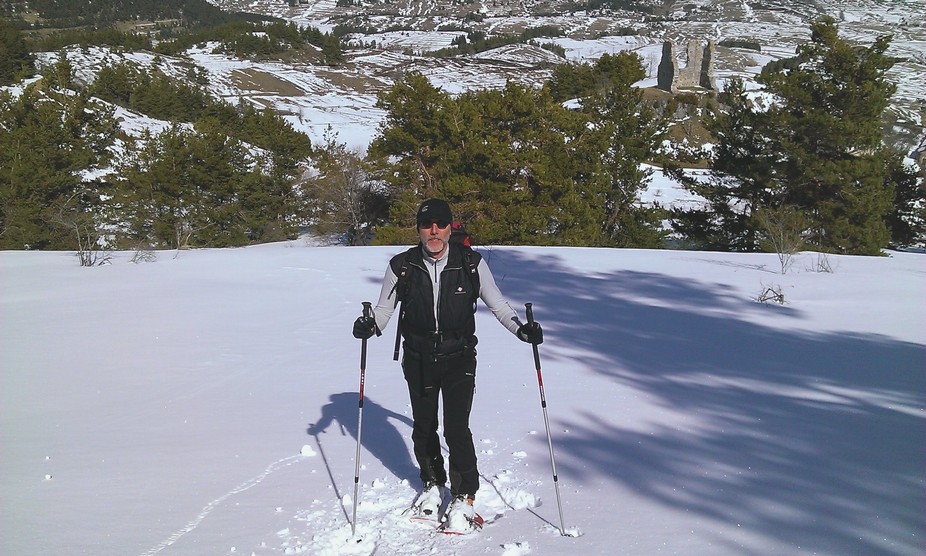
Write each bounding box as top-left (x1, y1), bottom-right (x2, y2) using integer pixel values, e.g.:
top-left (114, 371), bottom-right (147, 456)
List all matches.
top-left (402, 349), bottom-right (478, 498)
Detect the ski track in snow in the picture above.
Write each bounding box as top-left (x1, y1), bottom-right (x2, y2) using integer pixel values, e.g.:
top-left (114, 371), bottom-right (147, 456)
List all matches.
top-left (141, 455), bottom-right (305, 556)
top-left (140, 432), bottom-right (556, 555)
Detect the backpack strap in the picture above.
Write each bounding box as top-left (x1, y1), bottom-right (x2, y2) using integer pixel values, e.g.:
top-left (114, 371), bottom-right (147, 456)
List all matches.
top-left (388, 252), bottom-right (412, 306)
top-left (389, 247), bottom-right (418, 360)
top-left (460, 247), bottom-right (482, 312)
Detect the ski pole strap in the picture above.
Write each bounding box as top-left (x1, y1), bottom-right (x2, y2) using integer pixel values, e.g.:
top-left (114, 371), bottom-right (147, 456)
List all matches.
top-left (525, 303), bottom-right (542, 369)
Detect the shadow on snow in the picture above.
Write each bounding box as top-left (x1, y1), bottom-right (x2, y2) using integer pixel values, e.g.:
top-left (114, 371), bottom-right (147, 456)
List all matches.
top-left (483, 248), bottom-right (924, 555)
top-left (307, 392), bottom-right (419, 490)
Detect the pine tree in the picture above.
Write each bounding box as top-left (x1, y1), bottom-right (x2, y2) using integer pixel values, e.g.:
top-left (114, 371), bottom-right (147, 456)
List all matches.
top-left (0, 82), bottom-right (116, 250)
top-left (368, 72), bottom-right (455, 243)
top-left (458, 82), bottom-right (599, 246)
top-left (116, 125), bottom-right (193, 249)
top-left (883, 151), bottom-right (925, 246)
top-left (0, 18), bottom-right (34, 86)
top-left (675, 17), bottom-right (900, 255)
top-left (761, 17), bottom-right (896, 254)
top-left (672, 77), bottom-right (780, 251)
top-left (370, 58), bottom-right (665, 247)
top-left (578, 72), bottom-right (666, 247)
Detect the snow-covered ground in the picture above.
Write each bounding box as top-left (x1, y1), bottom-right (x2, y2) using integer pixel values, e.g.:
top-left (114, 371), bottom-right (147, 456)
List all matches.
top-left (2, 243), bottom-right (923, 555)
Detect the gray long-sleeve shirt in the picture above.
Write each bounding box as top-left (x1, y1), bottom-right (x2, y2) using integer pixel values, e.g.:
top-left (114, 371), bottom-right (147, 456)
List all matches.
top-left (371, 246), bottom-right (522, 337)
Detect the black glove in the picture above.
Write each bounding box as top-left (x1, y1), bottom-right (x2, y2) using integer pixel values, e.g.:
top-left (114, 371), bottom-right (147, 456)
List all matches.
top-left (352, 315), bottom-right (377, 340)
top-left (517, 321), bottom-right (543, 345)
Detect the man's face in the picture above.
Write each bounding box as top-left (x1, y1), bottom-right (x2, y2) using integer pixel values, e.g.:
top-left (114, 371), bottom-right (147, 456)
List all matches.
top-left (418, 219), bottom-right (451, 259)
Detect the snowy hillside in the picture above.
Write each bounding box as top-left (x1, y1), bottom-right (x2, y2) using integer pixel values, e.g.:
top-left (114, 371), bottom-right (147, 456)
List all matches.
top-left (203, 0), bottom-right (926, 154)
top-left (28, 0), bottom-right (923, 157)
top-left (1, 243), bottom-right (923, 555)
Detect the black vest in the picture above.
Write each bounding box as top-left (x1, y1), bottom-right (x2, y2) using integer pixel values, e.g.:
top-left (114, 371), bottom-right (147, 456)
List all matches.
top-left (389, 244), bottom-right (481, 356)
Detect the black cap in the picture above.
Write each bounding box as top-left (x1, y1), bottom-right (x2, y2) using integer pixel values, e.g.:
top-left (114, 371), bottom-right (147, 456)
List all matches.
top-left (416, 199), bottom-right (453, 227)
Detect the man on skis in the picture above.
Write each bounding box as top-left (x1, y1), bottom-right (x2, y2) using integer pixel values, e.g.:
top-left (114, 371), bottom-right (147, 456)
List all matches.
top-left (352, 198), bottom-right (543, 533)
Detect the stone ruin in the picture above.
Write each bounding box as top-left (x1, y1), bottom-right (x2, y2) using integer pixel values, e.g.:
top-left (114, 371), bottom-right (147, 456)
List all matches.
top-left (657, 39), bottom-right (717, 94)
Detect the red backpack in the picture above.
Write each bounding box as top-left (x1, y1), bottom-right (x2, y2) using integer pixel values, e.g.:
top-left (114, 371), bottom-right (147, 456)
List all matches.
top-left (450, 221), bottom-right (471, 248)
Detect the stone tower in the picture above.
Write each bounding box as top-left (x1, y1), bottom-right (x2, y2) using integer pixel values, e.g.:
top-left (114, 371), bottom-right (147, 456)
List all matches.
top-left (657, 39), bottom-right (716, 93)
top-left (656, 41), bottom-right (678, 92)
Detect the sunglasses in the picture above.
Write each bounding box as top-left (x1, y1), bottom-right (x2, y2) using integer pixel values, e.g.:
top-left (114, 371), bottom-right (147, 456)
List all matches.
top-left (418, 219), bottom-right (451, 229)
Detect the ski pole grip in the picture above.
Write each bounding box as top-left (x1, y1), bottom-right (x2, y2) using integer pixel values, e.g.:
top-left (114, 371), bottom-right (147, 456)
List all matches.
top-left (525, 302), bottom-right (542, 366)
top-left (362, 301), bottom-right (381, 337)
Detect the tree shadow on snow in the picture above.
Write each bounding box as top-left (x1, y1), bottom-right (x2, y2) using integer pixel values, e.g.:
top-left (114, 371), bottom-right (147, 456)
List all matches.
top-left (307, 393), bottom-right (419, 492)
top-left (483, 248), bottom-right (925, 555)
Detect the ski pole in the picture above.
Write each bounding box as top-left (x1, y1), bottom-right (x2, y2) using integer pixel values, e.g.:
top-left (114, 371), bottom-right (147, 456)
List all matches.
top-left (351, 301), bottom-right (373, 537)
top-left (525, 303), bottom-right (567, 536)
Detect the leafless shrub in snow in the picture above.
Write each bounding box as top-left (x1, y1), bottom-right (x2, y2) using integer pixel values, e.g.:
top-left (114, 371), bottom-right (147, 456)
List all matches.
top-left (807, 253), bottom-right (836, 273)
top-left (754, 283), bottom-right (787, 305)
top-left (130, 244), bottom-right (157, 263)
top-left (756, 206), bottom-right (807, 274)
top-left (47, 194), bottom-right (111, 267)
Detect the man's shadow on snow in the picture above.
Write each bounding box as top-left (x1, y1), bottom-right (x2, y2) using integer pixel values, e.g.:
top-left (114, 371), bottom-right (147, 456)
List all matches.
top-left (307, 392), bottom-right (419, 499)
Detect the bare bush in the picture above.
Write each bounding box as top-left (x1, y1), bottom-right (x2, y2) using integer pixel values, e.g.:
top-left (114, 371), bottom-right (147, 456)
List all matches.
top-left (130, 244), bottom-right (157, 263)
top-left (302, 127), bottom-right (388, 245)
top-left (48, 194), bottom-right (111, 267)
top-left (755, 206), bottom-right (807, 274)
top-left (808, 253), bottom-right (836, 273)
top-left (754, 283), bottom-right (787, 304)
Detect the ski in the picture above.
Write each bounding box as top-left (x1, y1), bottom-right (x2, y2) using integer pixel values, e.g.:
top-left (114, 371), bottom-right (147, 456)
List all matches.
top-left (407, 513), bottom-right (440, 526)
top-left (437, 513), bottom-right (485, 535)
top-left (403, 487), bottom-right (485, 534)
top-left (404, 484), bottom-right (443, 525)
